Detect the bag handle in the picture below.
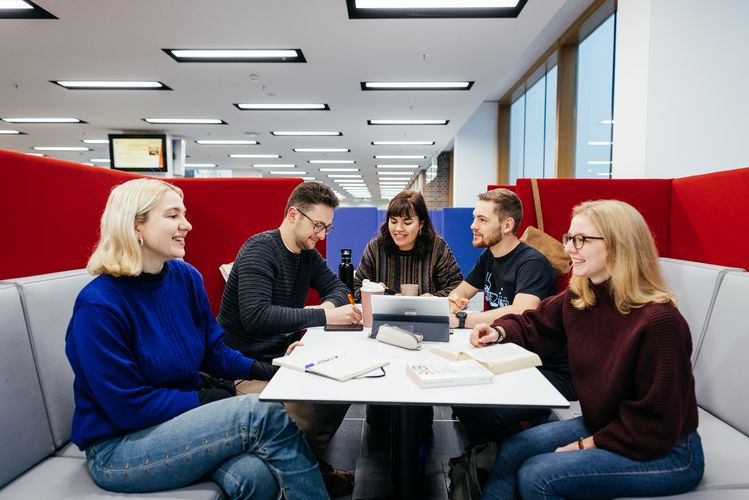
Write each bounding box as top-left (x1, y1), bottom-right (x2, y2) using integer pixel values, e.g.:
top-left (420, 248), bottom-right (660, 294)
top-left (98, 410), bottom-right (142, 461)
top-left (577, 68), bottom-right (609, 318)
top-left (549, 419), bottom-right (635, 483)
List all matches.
top-left (530, 178), bottom-right (544, 232)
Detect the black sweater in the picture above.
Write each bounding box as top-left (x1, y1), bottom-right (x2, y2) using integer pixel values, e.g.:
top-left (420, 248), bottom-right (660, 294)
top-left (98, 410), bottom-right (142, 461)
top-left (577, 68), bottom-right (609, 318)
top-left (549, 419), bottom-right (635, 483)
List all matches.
top-left (218, 229), bottom-right (349, 360)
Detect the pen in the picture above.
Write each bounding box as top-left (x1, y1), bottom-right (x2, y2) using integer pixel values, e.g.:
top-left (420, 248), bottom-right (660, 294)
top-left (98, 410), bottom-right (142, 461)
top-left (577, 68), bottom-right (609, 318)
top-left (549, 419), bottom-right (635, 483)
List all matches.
top-left (347, 293), bottom-right (356, 306)
top-left (305, 355), bottom-right (339, 369)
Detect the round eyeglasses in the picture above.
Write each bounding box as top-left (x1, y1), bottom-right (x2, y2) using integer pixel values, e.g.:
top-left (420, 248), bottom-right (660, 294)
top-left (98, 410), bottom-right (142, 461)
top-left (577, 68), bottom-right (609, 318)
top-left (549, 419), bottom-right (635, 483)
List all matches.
top-left (297, 208), bottom-right (334, 234)
top-left (562, 233), bottom-right (604, 249)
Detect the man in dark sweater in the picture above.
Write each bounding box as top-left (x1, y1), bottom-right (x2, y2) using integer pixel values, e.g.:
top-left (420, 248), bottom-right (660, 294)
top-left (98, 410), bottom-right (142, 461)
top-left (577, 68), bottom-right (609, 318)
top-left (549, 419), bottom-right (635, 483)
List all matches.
top-left (218, 181), bottom-right (361, 496)
top-left (448, 189), bottom-right (575, 445)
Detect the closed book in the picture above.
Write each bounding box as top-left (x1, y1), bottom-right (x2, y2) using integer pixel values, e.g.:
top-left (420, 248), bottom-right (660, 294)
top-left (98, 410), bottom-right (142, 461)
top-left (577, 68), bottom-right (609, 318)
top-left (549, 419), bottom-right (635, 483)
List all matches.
top-left (272, 346), bottom-right (389, 382)
top-left (430, 341), bottom-right (541, 374)
top-left (406, 359), bottom-right (494, 388)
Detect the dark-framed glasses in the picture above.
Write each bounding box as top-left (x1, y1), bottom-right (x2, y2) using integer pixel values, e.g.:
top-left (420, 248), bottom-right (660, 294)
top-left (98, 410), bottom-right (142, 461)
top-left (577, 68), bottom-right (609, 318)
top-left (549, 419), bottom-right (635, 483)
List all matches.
top-left (562, 233), bottom-right (604, 249)
top-left (297, 208), bottom-right (334, 234)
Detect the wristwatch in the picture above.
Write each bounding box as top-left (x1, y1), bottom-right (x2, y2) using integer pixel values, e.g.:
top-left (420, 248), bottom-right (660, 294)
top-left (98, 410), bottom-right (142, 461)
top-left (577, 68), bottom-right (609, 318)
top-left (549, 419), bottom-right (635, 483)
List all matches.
top-left (455, 311), bottom-right (467, 329)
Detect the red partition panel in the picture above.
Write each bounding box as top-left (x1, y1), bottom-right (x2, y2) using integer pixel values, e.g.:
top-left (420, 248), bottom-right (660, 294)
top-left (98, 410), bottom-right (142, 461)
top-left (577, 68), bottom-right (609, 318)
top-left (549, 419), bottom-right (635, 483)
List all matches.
top-left (515, 178), bottom-right (673, 257)
top-left (669, 167), bottom-right (749, 269)
top-left (0, 149), bottom-right (310, 312)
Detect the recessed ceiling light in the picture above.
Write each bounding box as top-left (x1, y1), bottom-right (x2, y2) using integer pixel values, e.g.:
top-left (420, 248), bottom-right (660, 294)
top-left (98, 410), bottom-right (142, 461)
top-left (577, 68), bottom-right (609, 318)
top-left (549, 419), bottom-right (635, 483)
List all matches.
top-left (185, 163), bottom-right (217, 167)
top-left (25, 152), bottom-right (45, 157)
top-left (346, 0), bottom-right (525, 19)
top-left (308, 160), bottom-right (355, 164)
top-left (235, 103), bottom-right (329, 111)
top-left (374, 155), bottom-right (426, 160)
top-left (144, 118), bottom-right (225, 124)
top-left (33, 146), bottom-right (90, 151)
top-left (375, 164), bottom-right (421, 168)
top-left (372, 140), bottom-right (435, 145)
top-left (90, 158), bottom-right (110, 163)
top-left (229, 154), bottom-right (280, 159)
top-left (0, 0), bottom-right (56, 19)
top-left (2, 117), bottom-right (83, 123)
top-left (253, 164), bottom-right (296, 168)
top-left (52, 80), bottom-right (170, 90)
top-left (362, 81), bottom-right (473, 91)
top-left (164, 49), bottom-right (305, 63)
top-left (82, 139), bottom-right (109, 144)
top-left (327, 174), bottom-right (362, 178)
top-left (377, 171), bottom-right (415, 176)
top-left (368, 119), bottom-right (448, 125)
top-left (318, 168), bottom-right (359, 172)
top-left (336, 180), bottom-right (366, 184)
top-left (269, 171), bottom-right (307, 175)
top-left (0, 130), bottom-right (22, 135)
top-left (293, 148), bottom-right (350, 153)
top-left (376, 177), bottom-right (412, 181)
top-left (271, 131), bottom-right (342, 136)
top-left (196, 139), bottom-right (259, 145)
top-left (300, 177), bottom-right (316, 181)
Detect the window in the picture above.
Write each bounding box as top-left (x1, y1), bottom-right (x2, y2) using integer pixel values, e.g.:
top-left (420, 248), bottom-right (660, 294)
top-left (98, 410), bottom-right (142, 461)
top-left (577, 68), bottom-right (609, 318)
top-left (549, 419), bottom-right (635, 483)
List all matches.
top-left (508, 66), bottom-right (557, 184)
top-left (574, 13), bottom-right (616, 178)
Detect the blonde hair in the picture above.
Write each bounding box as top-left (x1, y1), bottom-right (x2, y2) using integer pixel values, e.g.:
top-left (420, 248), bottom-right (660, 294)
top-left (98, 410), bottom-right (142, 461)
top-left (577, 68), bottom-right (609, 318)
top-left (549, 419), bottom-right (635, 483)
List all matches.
top-left (87, 178), bottom-right (183, 276)
top-left (569, 200), bottom-right (674, 313)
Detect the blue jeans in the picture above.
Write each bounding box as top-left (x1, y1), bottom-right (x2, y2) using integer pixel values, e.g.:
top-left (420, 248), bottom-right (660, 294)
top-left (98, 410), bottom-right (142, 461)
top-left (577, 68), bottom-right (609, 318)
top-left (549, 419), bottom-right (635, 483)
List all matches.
top-left (85, 395), bottom-right (328, 500)
top-left (482, 417), bottom-right (704, 500)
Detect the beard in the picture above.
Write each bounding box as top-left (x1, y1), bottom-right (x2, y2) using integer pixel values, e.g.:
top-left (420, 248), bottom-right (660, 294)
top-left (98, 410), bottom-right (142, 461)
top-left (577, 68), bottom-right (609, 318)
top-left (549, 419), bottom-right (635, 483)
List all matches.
top-left (472, 231), bottom-right (502, 248)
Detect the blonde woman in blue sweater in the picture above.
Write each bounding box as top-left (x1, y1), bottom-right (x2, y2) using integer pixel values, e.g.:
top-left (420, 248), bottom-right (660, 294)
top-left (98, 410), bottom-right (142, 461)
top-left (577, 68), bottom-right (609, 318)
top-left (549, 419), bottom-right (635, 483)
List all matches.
top-left (65, 178), bottom-right (328, 499)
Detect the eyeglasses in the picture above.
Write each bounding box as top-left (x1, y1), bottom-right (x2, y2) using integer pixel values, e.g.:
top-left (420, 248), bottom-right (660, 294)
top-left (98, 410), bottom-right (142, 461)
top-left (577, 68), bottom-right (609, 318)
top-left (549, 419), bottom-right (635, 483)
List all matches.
top-left (296, 208), bottom-right (334, 234)
top-left (562, 233), bottom-right (605, 249)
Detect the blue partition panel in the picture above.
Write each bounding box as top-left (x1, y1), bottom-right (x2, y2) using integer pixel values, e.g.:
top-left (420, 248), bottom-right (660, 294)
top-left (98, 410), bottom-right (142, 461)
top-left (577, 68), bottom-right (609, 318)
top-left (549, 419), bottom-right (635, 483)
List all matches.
top-left (429, 210), bottom-right (444, 236)
top-left (376, 209), bottom-right (387, 228)
top-left (326, 207), bottom-right (379, 273)
top-left (442, 208), bottom-right (482, 276)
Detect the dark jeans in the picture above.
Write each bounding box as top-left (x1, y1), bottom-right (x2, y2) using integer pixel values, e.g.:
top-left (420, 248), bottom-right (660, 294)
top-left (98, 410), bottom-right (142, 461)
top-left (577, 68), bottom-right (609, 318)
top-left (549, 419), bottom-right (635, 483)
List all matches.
top-left (453, 368), bottom-right (576, 446)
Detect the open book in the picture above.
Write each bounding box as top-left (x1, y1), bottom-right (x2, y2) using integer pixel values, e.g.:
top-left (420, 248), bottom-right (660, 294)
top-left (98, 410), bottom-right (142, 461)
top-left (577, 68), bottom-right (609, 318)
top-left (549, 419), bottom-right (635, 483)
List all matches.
top-left (272, 346), bottom-right (389, 382)
top-left (431, 341), bottom-right (541, 374)
top-left (407, 359), bottom-right (494, 388)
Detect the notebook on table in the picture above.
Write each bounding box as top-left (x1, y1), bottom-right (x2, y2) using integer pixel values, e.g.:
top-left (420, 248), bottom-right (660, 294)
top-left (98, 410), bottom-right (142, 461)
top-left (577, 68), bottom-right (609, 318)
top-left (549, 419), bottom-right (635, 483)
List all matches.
top-left (430, 340), bottom-right (541, 374)
top-left (272, 345), bottom-right (389, 382)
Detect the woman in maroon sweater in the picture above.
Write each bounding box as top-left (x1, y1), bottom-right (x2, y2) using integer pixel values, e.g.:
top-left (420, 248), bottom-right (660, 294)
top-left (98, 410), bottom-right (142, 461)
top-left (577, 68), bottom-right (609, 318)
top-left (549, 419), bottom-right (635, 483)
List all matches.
top-left (474, 200), bottom-right (704, 500)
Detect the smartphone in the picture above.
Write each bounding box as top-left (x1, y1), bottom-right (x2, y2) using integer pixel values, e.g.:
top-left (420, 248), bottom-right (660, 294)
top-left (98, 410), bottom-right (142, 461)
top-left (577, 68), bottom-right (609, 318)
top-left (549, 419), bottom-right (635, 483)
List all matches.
top-left (324, 324), bottom-right (364, 331)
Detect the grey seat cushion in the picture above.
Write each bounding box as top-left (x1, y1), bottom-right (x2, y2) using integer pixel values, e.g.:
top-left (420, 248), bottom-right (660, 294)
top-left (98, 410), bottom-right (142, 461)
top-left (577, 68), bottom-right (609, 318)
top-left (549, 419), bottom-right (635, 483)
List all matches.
top-left (0, 285), bottom-right (55, 489)
top-left (0, 457), bottom-right (224, 499)
top-left (659, 258), bottom-right (743, 362)
top-left (7, 269), bottom-right (94, 449)
top-left (694, 408), bottom-right (749, 491)
top-left (693, 271), bottom-right (749, 435)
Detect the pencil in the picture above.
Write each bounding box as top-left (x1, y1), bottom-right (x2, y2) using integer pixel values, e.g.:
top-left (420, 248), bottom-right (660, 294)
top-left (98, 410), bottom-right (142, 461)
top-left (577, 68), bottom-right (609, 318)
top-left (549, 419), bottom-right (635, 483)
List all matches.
top-left (347, 293), bottom-right (356, 306)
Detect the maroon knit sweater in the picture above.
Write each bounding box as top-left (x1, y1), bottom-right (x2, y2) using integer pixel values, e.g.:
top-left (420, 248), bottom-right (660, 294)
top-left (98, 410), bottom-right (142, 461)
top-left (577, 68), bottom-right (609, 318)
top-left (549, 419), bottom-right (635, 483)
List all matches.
top-left (495, 281), bottom-right (698, 461)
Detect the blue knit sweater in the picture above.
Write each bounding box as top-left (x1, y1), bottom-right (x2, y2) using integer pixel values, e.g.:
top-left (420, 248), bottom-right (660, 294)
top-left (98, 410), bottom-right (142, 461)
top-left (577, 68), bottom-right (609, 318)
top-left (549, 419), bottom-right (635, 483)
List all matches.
top-left (65, 260), bottom-right (254, 449)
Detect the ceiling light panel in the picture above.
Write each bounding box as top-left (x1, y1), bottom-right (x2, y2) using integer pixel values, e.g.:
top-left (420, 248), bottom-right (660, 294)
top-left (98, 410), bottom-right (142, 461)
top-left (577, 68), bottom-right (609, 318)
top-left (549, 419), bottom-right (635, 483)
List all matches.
top-left (33, 146), bottom-right (89, 151)
top-left (2, 117), bottom-right (83, 123)
top-left (196, 140), bottom-right (259, 145)
top-left (372, 140), bottom-right (435, 145)
top-left (164, 49), bottom-right (306, 63)
top-left (253, 164), bottom-right (296, 168)
top-left (377, 171), bottom-right (415, 176)
top-left (368, 119), bottom-right (448, 125)
top-left (82, 139), bottom-right (109, 144)
top-left (346, 0), bottom-right (526, 19)
top-left (185, 163), bottom-right (216, 167)
top-left (374, 155), bottom-right (426, 159)
top-left (293, 148), bottom-right (350, 153)
top-left (271, 131), bottom-right (342, 136)
top-left (0, 0), bottom-right (56, 18)
top-left (269, 171), bottom-right (307, 175)
top-left (0, 130), bottom-right (22, 135)
top-left (144, 118), bottom-right (225, 124)
top-left (229, 154), bottom-right (280, 158)
top-left (308, 160), bottom-right (355, 164)
top-left (52, 80), bottom-right (170, 90)
top-left (327, 174), bottom-right (362, 178)
top-left (318, 168), bottom-right (359, 172)
top-left (375, 164), bottom-right (421, 168)
top-left (235, 103), bottom-right (329, 111)
top-left (362, 81), bottom-right (473, 91)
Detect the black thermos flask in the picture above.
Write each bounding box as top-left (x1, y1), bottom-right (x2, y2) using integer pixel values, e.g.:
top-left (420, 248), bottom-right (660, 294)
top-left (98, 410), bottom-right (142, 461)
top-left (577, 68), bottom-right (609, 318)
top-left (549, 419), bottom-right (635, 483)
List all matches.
top-left (339, 248), bottom-right (354, 294)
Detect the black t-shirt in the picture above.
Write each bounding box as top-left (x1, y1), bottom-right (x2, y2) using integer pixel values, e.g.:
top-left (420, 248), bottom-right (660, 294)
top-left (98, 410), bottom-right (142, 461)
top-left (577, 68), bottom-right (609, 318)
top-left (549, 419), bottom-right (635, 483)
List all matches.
top-left (465, 243), bottom-right (572, 389)
top-left (465, 242), bottom-right (556, 308)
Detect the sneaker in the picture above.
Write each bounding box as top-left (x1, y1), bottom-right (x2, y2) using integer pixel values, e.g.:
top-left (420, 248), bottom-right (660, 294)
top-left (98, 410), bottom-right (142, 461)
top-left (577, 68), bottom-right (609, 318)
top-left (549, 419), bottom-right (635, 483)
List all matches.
top-left (319, 459), bottom-right (355, 498)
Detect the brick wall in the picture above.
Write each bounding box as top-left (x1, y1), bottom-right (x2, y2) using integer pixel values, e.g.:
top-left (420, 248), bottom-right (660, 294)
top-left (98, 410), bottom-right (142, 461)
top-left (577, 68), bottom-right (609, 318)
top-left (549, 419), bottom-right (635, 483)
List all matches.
top-left (421, 151), bottom-right (452, 209)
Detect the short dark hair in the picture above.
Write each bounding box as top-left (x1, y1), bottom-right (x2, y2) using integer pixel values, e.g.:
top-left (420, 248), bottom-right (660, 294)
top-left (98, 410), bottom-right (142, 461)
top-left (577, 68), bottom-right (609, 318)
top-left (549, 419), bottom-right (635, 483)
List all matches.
top-left (377, 191), bottom-right (436, 260)
top-left (284, 181), bottom-right (339, 215)
top-left (478, 188), bottom-right (523, 235)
